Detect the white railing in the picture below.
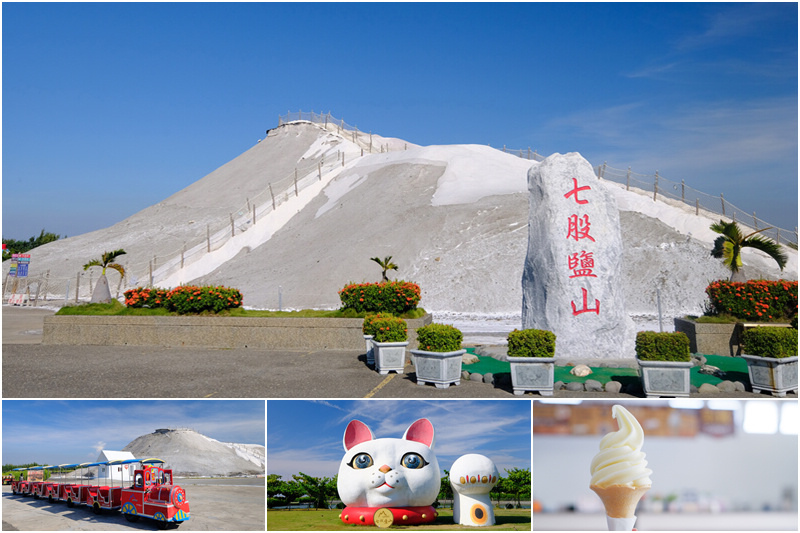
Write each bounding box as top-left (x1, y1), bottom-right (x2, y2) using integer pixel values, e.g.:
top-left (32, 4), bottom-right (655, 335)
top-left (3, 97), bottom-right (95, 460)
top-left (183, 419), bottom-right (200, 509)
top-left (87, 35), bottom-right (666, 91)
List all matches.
top-left (501, 147), bottom-right (797, 247)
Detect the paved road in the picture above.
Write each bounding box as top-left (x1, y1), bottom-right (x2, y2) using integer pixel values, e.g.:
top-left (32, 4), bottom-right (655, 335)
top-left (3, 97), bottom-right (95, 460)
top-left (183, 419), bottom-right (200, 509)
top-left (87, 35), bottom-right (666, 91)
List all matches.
top-left (1, 478), bottom-right (264, 531)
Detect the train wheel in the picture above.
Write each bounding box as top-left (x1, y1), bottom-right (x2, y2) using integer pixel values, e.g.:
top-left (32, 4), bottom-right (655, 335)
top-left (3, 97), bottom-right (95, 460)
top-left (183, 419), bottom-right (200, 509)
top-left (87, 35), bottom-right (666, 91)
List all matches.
top-left (67, 498), bottom-right (75, 508)
top-left (157, 519), bottom-right (169, 530)
top-left (48, 494), bottom-right (54, 503)
top-left (11, 488), bottom-right (16, 496)
top-left (124, 514), bottom-right (139, 523)
top-left (33, 493), bottom-right (39, 499)
top-left (93, 502), bottom-right (102, 515)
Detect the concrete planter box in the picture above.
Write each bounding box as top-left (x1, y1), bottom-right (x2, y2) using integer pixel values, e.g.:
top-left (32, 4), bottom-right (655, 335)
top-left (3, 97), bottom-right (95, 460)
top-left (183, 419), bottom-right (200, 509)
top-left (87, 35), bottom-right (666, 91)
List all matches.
top-left (740, 354), bottom-right (798, 397)
top-left (673, 317), bottom-right (739, 356)
top-left (507, 357), bottom-right (555, 396)
top-left (43, 314), bottom-right (432, 351)
top-left (637, 358), bottom-right (693, 398)
top-left (373, 341), bottom-right (409, 375)
top-left (411, 349), bottom-right (465, 389)
top-left (363, 335), bottom-right (375, 366)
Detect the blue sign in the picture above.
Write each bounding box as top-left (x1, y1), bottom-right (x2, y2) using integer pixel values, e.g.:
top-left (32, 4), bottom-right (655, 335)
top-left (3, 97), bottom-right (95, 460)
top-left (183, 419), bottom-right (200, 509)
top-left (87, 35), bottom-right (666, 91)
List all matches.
top-left (16, 263), bottom-right (29, 278)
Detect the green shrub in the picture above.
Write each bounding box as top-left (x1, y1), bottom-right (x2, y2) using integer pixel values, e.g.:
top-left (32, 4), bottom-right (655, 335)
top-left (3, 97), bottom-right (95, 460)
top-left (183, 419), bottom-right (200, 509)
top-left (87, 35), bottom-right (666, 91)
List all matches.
top-left (507, 329), bottom-right (556, 358)
top-left (742, 327), bottom-right (798, 358)
top-left (362, 313), bottom-right (394, 336)
top-left (124, 287), bottom-right (168, 308)
top-left (705, 280), bottom-right (797, 321)
top-left (339, 281), bottom-right (421, 315)
top-left (370, 315), bottom-right (408, 343)
top-left (635, 331), bottom-right (691, 362)
top-left (416, 323), bottom-right (463, 352)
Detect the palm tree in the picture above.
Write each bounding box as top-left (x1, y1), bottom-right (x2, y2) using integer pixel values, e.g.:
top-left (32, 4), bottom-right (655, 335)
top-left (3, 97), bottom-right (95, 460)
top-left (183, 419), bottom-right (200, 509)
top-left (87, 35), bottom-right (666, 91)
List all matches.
top-left (83, 249), bottom-right (127, 303)
top-left (710, 220), bottom-right (787, 281)
top-left (370, 255), bottom-right (398, 282)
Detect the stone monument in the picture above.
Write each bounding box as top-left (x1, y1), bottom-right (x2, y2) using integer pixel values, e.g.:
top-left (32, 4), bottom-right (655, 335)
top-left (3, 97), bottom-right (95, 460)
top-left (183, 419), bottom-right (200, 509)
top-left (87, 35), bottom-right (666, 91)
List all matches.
top-left (522, 152), bottom-right (635, 359)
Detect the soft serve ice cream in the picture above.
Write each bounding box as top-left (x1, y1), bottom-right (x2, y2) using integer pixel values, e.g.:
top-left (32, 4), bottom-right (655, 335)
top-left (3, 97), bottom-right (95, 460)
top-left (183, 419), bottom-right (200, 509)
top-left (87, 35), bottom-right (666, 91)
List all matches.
top-left (590, 405), bottom-right (652, 531)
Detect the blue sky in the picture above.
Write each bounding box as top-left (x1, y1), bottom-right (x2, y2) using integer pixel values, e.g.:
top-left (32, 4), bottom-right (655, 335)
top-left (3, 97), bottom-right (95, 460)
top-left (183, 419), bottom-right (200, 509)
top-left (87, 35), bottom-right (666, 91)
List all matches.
top-left (266, 400), bottom-right (531, 480)
top-left (2, 400), bottom-right (265, 465)
top-left (3, 3), bottom-right (797, 239)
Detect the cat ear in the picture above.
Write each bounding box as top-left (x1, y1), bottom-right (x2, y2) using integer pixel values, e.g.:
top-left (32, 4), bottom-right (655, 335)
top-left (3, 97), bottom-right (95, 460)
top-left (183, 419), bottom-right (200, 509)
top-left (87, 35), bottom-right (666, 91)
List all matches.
top-left (343, 419), bottom-right (375, 451)
top-left (403, 418), bottom-right (435, 448)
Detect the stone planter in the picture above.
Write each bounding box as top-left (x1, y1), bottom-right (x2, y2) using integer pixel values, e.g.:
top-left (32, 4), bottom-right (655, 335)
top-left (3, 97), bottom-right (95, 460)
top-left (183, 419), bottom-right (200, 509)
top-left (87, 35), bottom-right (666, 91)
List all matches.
top-left (373, 341), bottom-right (409, 375)
top-left (673, 317), bottom-right (740, 356)
top-left (410, 349), bottom-right (465, 389)
top-left (637, 358), bottom-right (693, 398)
top-left (507, 357), bottom-right (555, 396)
top-left (363, 335), bottom-right (375, 367)
top-left (740, 354), bottom-right (798, 397)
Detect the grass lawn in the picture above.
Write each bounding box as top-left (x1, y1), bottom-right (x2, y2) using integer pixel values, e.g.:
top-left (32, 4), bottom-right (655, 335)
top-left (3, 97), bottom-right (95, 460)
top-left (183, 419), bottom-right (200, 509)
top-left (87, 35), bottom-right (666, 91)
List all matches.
top-left (267, 508), bottom-right (531, 531)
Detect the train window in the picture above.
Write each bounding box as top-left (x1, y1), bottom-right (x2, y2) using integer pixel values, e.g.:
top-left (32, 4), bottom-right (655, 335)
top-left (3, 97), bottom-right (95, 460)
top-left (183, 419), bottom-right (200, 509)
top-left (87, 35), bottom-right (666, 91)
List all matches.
top-left (134, 474), bottom-right (143, 488)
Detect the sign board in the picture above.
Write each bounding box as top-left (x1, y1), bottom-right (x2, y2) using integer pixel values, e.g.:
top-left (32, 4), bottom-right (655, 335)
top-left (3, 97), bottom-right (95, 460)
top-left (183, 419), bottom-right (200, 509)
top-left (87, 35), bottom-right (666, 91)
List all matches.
top-left (9, 254), bottom-right (30, 278)
top-left (28, 470), bottom-right (44, 482)
top-left (8, 294), bottom-right (26, 305)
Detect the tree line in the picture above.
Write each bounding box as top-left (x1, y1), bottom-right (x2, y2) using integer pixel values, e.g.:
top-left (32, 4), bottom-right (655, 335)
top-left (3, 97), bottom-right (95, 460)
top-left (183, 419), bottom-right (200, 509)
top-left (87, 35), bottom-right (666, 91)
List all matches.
top-left (2, 229), bottom-right (62, 260)
top-left (267, 467), bottom-right (531, 510)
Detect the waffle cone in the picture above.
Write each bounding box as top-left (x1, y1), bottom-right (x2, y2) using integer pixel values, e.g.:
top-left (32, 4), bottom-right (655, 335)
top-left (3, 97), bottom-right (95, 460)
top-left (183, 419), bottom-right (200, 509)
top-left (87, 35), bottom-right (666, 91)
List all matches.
top-left (590, 484), bottom-right (650, 518)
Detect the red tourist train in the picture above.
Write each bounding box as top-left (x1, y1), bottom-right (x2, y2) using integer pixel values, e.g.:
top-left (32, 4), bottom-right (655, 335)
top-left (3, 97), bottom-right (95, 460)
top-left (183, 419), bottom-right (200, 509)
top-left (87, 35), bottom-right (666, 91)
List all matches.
top-left (10, 458), bottom-right (190, 528)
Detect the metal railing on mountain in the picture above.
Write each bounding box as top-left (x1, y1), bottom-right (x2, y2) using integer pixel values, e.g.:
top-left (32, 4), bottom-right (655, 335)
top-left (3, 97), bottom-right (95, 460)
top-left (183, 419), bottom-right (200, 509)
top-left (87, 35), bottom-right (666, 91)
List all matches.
top-left (501, 146), bottom-right (797, 247)
top-left (279, 111), bottom-right (404, 154)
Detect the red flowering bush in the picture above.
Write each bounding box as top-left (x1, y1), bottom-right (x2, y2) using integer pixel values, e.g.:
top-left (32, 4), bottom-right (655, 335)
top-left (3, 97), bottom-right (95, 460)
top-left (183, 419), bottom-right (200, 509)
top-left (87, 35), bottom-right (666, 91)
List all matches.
top-left (339, 281), bottom-right (421, 315)
top-left (165, 285), bottom-right (243, 314)
top-left (124, 285), bottom-right (243, 314)
top-left (705, 280), bottom-right (797, 321)
top-left (368, 314), bottom-right (408, 343)
top-left (124, 287), bottom-right (167, 308)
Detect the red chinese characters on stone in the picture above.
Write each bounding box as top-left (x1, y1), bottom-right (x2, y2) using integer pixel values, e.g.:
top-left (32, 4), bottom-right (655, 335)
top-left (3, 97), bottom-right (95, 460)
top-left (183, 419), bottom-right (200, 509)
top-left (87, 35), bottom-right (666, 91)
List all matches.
top-left (566, 214), bottom-right (595, 242)
top-left (571, 287), bottom-right (600, 316)
top-left (563, 178), bottom-right (591, 205)
top-left (568, 251), bottom-right (597, 278)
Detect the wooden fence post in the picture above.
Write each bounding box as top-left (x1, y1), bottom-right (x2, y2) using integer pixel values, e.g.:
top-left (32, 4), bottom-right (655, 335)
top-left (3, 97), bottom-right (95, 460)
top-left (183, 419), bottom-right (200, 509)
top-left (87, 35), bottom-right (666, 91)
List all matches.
top-left (207, 225), bottom-right (211, 252)
top-left (721, 193), bottom-right (726, 217)
top-left (181, 243), bottom-right (186, 269)
top-left (626, 167), bottom-right (631, 191)
top-left (253, 203), bottom-right (257, 225)
top-left (696, 199), bottom-right (700, 216)
top-left (269, 184), bottom-right (276, 210)
top-left (318, 162), bottom-right (322, 180)
top-left (230, 213), bottom-right (235, 237)
top-left (681, 180), bottom-right (685, 202)
top-left (653, 171), bottom-right (659, 201)
top-left (75, 272), bottom-right (81, 303)
top-left (294, 169), bottom-right (299, 196)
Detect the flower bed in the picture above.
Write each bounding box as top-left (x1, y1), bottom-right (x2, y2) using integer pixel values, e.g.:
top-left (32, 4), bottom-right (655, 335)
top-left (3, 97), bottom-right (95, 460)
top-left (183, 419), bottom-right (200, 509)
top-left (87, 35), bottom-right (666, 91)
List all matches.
top-left (124, 285), bottom-right (243, 314)
top-left (705, 280), bottom-right (797, 322)
top-left (338, 281), bottom-right (421, 315)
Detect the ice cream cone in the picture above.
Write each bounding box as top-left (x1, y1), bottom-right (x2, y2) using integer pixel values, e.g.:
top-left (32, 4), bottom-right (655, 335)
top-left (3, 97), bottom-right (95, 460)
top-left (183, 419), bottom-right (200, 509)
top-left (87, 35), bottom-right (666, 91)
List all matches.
top-left (590, 484), bottom-right (649, 518)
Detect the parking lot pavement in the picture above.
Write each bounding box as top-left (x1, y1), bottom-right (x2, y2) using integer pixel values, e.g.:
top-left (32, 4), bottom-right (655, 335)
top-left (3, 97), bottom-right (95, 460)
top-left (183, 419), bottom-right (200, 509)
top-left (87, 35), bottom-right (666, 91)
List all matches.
top-left (1, 478), bottom-right (264, 531)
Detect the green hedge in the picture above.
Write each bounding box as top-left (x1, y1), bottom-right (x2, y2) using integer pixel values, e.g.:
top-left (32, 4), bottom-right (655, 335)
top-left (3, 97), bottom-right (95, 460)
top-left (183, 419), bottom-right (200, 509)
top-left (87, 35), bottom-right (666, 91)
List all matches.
top-left (339, 281), bottom-right (421, 314)
top-left (507, 329), bottom-right (556, 358)
top-left (635, 331), bottom-right (691, 362)
top-left (416, 323), bottom-right (463, 352)
top-left (742, 327), bottom-right (798, 358)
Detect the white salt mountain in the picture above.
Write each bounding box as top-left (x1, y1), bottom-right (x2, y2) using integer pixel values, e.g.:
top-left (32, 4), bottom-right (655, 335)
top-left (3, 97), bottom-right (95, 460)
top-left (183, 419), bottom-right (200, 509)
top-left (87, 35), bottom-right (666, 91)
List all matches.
top-left (10, 121), bottom-right (797, 338)
top-left (522, 153), bottom-right (636, 359)
top-left (122, 428), bottom-right (264, 477)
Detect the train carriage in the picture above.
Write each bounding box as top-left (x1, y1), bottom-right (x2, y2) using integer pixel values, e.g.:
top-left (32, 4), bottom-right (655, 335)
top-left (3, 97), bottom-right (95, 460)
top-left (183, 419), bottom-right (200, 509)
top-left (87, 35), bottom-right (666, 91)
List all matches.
top-left (9, 458), bottom-right (190, 528)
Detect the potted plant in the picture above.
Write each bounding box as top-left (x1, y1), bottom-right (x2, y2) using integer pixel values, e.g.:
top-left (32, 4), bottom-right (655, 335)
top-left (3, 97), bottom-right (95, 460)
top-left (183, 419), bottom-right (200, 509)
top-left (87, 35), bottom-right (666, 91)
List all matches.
top-left (636, 331), bottom-right (693, 398)
top-left (740, 326), bottom-right (798, 397)
top-left (370, 315), bottom-right (409, 375)
top-left (362, 313), bottom-right (391, 367)
top-left (410, 323), bottom-right (466, 389)
top-left (506, 329), bottom-right (556, 396)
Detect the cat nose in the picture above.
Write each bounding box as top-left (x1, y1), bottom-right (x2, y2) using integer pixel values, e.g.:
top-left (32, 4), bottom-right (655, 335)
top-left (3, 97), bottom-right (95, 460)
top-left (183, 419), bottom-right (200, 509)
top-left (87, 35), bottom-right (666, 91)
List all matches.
top-left (378, 465), bottom-right (392, 473)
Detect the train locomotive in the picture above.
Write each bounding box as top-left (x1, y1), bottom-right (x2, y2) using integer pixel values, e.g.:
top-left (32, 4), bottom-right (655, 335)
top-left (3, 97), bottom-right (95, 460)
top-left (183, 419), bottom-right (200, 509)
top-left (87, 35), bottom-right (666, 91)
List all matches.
top-left (10, 458), bottom-right (190, 528)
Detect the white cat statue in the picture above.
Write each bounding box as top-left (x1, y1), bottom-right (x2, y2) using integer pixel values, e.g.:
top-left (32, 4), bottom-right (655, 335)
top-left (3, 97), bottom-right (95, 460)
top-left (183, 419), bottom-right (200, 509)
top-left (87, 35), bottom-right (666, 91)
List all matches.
top-left (338, 418), bottom-right (440, 527)
top-left (450, 454), bottom-right (499, 526)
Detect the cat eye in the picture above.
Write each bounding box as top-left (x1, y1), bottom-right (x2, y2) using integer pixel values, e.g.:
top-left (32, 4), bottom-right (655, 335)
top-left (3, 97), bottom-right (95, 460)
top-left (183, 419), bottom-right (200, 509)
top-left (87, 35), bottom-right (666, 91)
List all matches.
top-left (348, 453), bottom-right (374, 469)
top-left (401, 452), bottom-right (428, 469)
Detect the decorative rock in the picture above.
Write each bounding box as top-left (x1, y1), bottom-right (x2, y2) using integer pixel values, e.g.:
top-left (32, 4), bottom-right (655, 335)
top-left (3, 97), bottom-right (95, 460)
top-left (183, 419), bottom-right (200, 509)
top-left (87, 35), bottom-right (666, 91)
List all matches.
top-left (717, 380), bottom-right (737, 393)
top-left (483, 373), bottom-right (494, 385)
top-left (604, 380), bottom-right (622, 394)
top-left (570, 364), bottom-right (593, 377)
top-left (470, 373), bottom-right (483, 382)
top-left (461, 371), bottom-right (471, 381)
top-left (734, 381), bottom-right (746, 392)
top-left (584, 379), bottom-right (603, 392)
top-left (462, 352), bottom-right (480, 365)
top-left (690, 385), bottom-right (699, 393)
top-left (566, 382), bottom-right (585, 392)
top-left (521, 153), bottom-right (635, 359)
top-left (554, 381), bottom-right (565, 391)
top-left (698, 383), bottom-right (720, 394)
top-left (692, 354), bottom-right (707, 367)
